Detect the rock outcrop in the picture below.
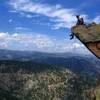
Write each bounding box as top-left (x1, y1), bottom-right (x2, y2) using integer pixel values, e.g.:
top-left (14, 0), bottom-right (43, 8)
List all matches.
top-left (71, 23), bottom-right (100, 58)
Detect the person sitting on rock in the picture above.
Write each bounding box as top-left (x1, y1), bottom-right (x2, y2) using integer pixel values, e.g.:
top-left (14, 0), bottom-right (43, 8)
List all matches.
top-left (76, 15), bottom-right (84, 25)
top-left (70, 15), bottom-right (85, 39)
top-left (70, 15), bottom-right (85, 40)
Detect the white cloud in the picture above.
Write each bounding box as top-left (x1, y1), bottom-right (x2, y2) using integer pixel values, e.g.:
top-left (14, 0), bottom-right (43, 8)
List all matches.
top-left (0, 42), bottom-right (9, 49)
top-left (9, 0), bottom-right (88, 29)
top-left (19, 12), bottom-right (33, 18)
top-left (0, 32), bottom-right (9, 40)
top-left (8, 19), bottom-right (13, 23)
top-left (14, 27), bottom-right (31, 32)
top-left (0, 32), bottom-right (90, 53)
top-left (93, 16), bottom-right (100, 24)
top-left (0, 32), bottom-right (55, 51)
top-left (32, 34), bottom-right (54, 48)
top-left (54, 41), bottom-right (89, 54)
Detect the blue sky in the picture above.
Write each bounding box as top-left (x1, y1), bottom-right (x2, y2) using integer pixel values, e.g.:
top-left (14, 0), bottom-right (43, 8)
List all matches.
top-left (0, 0), bottom-right (100, 53)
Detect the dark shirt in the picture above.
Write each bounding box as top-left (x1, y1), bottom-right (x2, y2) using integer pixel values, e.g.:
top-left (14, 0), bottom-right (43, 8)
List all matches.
top-left (76, 18), bottom-right (84, 25)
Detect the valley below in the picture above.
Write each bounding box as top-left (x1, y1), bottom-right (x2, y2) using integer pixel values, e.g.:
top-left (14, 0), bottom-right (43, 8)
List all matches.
top-left (0, 50), bottom-right (100, 100)
top-left (0, 60), bottom-right (100, 100)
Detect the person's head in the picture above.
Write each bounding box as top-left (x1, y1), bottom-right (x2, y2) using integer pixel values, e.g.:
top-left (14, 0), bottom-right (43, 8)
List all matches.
top-left (76, 15), bottom-right (80, 19)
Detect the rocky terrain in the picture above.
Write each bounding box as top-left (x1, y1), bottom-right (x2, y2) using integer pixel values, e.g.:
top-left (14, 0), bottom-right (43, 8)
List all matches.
top-left (0, 60), bottom-right (99, 100)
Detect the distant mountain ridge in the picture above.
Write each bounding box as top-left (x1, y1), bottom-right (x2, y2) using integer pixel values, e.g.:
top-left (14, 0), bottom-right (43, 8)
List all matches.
top-left (0, 49), bottom-right (94, 60)
top-left (0, 49), bottom-right (100, 79)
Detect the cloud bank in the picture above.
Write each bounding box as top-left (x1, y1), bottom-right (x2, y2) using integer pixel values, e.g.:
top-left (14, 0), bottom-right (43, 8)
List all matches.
top-left (0, 32), bottom-right (90, 54)
top-left (93, 16), bottom-right (100, 24)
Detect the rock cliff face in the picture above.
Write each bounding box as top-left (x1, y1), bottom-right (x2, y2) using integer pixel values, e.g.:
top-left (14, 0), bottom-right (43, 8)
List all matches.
top-left (0, 60), bottom-right (99, 100)
top-left (71, 24), bottom-right (100, 58)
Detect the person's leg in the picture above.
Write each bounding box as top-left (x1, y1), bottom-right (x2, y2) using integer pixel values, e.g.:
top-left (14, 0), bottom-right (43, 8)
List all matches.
top-left (70, 33), bottom-right (74, 39)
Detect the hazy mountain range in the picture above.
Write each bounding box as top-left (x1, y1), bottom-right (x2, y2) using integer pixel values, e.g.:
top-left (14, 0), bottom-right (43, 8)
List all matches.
top-left (0, 49), bottom-right (100, 79)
